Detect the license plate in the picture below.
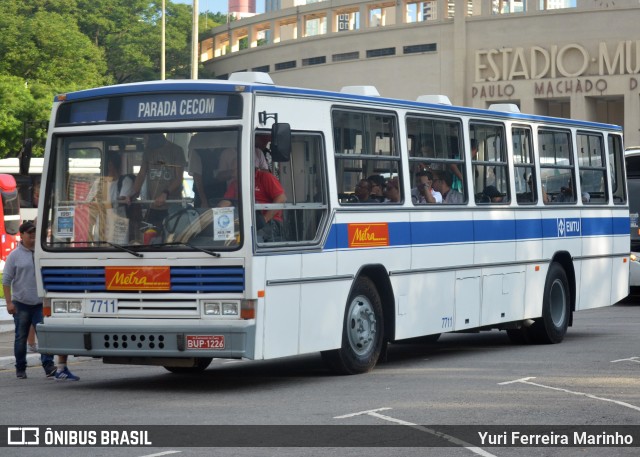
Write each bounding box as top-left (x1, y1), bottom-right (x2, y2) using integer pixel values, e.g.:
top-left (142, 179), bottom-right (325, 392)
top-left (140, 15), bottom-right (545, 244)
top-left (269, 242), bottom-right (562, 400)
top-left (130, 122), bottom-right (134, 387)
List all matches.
top-left (186, 335), bottom-right (225, 350)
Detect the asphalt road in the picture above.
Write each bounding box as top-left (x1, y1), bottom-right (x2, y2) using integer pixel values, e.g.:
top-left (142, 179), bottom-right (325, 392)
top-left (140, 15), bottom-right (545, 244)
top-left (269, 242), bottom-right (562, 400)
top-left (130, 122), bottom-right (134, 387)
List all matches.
top-left (1, 298), bottom-right (639, 457)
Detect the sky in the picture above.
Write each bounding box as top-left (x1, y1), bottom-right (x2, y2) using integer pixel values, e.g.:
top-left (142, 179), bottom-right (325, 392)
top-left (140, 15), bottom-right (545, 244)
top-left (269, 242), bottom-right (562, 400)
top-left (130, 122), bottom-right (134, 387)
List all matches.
top-left (172, 0), bottom-right (266, 15)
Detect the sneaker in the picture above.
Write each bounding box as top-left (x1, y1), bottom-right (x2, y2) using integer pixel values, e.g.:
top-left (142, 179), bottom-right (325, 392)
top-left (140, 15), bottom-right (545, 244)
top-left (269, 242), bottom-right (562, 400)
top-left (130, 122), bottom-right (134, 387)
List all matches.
top-left (27, 344), bottom-right (38, 353)
top-left (16, 370), bottom-right (27, 379)
top-left (54, 367), bottom-right (80, 381)
top-left (45, 365), bottom-right (58, 378)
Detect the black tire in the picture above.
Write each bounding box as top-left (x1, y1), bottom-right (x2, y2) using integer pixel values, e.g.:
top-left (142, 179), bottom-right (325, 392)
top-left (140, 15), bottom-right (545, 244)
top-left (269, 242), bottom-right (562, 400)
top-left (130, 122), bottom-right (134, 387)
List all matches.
top-left (529, 262), bottom-right (571, 344)
top-left (322, 277), bottom-right (384, 375)
top-left (164, 357), bottom-right (213, 374)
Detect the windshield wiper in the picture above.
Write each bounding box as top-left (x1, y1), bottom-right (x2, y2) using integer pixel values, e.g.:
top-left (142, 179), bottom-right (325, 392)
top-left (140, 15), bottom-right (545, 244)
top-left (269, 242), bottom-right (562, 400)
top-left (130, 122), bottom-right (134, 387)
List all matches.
top-left (50, 241), bottom-right (143, 258)
top-left (149, 242), bottom-right (221, 258)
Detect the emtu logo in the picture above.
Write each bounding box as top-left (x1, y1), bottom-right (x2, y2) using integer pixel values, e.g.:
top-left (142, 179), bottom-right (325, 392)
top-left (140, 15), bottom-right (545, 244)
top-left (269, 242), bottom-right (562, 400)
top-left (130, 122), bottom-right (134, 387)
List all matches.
top-left (557, 218), bottom-right (581, 237)
top-left (7, 427), bottom-right (39, 445)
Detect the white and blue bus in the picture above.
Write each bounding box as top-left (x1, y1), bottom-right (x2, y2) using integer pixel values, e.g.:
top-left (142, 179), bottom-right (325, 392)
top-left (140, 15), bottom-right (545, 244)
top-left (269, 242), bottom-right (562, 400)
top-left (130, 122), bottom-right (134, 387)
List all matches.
top-left (36, 73), bottom-right (629, 374)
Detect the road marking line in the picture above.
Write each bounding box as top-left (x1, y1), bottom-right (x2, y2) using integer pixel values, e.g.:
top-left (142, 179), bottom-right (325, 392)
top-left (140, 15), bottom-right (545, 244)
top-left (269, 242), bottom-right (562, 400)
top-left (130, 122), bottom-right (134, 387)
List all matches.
top-left (334, 407), bottom-right (392, 419)
top-left (335, 408), bottom-right (496, 457)
top-left (611, 356), bottom-right (640, 363)
top-left (138, 451), bottom-right (181, 457)
top-left (497, 377), bottom-right (535, 385)
top-left (499, 377), bottom-right (640, 412)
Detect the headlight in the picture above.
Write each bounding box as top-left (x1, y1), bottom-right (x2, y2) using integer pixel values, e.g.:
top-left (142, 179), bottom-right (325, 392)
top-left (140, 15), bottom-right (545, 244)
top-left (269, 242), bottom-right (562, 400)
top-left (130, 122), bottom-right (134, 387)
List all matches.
top-left (203, 301), bottom-right (221, 316)
top-left (52, 300), bottom-right (83, 314)
top-left (222, 302), bottom-right (239, 316)
top-left (631, 254), bottom-right (638, 262)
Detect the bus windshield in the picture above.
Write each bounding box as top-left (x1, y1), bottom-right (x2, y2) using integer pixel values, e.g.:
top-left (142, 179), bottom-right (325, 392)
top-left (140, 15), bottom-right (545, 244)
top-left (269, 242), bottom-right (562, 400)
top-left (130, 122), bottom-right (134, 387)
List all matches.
top-left (42, 129), bottom-right (241, 252)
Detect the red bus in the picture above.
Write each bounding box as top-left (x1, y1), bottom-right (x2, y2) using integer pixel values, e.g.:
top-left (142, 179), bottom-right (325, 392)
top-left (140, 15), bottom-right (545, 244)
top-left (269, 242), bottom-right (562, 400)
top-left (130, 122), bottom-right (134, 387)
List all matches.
top-left (0, 174), bottom-right (20, 263)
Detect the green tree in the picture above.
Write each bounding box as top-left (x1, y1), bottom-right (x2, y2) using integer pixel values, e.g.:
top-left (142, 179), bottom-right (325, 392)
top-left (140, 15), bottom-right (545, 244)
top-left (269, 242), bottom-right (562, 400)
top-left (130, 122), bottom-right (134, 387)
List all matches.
top-left (0, 0), bottom-right (223, 156)
top-left (0, 1), bottom-right (108, 156)
top-left (75, 0), bottom-right (193, 83)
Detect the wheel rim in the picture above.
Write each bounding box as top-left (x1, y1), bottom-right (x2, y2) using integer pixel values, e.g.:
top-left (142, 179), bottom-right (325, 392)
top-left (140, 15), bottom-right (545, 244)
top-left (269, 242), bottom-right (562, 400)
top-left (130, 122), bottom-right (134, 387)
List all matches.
top-left (549, 278), bottom-right (567, 327)
top-left (346, 294), bottom-right (378, 357)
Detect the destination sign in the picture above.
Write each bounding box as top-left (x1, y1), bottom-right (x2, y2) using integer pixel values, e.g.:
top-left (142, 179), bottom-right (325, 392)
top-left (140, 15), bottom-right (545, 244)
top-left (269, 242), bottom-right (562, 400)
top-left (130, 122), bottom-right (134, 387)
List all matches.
top-left (56, 93), bottom-right (242, 125)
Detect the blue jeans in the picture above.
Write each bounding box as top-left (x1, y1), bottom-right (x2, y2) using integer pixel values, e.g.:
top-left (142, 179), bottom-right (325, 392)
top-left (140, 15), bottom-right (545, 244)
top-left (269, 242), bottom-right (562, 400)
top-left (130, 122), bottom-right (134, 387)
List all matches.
top-left (13, 301), bottom-right (54, 372)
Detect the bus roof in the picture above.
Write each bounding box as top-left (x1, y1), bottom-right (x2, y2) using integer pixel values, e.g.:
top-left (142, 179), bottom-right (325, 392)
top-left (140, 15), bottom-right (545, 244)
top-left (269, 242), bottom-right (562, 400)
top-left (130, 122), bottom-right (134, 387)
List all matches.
top-left (54, 77), bottom-right (623, 132)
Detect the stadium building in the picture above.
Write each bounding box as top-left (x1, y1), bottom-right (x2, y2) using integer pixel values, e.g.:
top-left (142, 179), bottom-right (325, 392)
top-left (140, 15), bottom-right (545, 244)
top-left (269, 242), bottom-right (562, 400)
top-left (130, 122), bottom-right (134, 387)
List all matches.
top-left (202, 1), bottom-right (640, 145)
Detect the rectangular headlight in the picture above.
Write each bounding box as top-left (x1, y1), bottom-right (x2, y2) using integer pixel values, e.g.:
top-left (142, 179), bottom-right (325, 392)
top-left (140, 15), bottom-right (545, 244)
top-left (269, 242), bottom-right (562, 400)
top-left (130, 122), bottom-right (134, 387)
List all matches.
top-left (203, 302), bottom-right (221, 315)
top-left (67, 300), bottom-right (83, 313)
top-left (222, 302), bottom-right (239, 316)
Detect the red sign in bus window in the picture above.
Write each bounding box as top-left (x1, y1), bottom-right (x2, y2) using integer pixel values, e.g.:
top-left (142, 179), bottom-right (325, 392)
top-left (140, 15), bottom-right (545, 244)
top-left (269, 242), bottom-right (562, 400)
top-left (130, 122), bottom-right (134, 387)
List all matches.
top-left (348, 223), bottom-right (389, 248)
top-left (105, 266), bottom-right (171, 291)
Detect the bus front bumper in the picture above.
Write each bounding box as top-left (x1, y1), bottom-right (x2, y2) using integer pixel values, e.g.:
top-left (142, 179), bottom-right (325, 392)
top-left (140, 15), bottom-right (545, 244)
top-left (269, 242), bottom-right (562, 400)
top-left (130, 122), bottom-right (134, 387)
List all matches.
top-left (36, 322), bottom-right (256, 360)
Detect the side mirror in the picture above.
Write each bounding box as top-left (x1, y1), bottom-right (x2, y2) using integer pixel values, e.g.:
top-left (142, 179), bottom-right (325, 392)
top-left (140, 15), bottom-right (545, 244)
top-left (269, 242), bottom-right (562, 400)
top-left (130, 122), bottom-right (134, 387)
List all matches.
top-left (269, 123), bottom-right (291, 162)
top-left (19, 138), bottom-right (33, 176)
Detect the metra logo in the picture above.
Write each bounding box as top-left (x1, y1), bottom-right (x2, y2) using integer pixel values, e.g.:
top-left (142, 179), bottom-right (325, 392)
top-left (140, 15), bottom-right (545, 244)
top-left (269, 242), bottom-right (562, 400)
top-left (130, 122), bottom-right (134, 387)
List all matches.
top-left (348, 223), bottom-right (389, 248)
top-left (105, 267), bottom-right (170, 291)
top-left (557, 218), bottom-right (581, 237)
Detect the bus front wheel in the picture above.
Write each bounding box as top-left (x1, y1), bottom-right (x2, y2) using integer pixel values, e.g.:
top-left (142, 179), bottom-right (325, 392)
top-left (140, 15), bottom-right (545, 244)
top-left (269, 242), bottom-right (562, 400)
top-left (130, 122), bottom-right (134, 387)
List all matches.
top-left (530, 262), bottom-right (571, 344)
top-left (322, 277), bottom-right (384, 375)
top-left (163, 357), bottom-right (213, 374)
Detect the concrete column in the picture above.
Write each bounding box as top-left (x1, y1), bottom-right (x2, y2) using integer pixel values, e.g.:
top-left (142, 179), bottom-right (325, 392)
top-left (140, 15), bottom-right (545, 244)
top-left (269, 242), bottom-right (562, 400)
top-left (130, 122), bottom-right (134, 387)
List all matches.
top-left (328, 9), bottom-right (336, 33)
top-left (481, 0), bottom-right (493, 16)
top-left (360, 4), bottom-right (369, 28)
top-left (396, 0), bottom-right (405, 25)
top-left (571, 92), bottom-right (588, 121)
top-left (230, 29), bottom-right (240, 53)
top-left (248, 25), bottom-right (257, 49)
top-left (625, 87), bottom-right (640, 146)
top-left (452, 0), bottom-right (467, 105)
top-left (437, 0), bottom-right (448, 19)
top-left (273, 20), bottom-right (281, 44)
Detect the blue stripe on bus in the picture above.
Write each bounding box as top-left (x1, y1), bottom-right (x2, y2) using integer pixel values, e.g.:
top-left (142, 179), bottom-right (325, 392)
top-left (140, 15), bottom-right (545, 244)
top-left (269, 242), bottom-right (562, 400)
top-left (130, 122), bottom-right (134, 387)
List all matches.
top-left (325, 216), bottom-right (629, 250)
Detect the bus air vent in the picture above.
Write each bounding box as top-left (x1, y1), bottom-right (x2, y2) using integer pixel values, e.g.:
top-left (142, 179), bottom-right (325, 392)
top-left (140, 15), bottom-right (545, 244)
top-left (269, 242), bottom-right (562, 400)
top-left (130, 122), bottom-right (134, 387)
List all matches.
top-left (488, 103), bottom-right (520, 113)
top-left (416, 95), bottom-right (452, 105)
top-left (228, 72), bottom-right (275, 85)
top-left (340, 86), bottom-right (380, 96)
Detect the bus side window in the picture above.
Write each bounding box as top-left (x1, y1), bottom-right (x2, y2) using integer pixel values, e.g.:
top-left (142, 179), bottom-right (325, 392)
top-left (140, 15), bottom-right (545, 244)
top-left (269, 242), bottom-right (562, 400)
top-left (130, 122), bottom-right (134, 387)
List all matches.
top-left (261, 133), bottom-right (328, 245)
top-left (470, 122), bottom-right (509, 205)
top-left (405, 115), bottom-right (466, 205)
top-left (577, 132), bottom-right (607, 204)
top-left (333, 109), bottom-right (401, 206)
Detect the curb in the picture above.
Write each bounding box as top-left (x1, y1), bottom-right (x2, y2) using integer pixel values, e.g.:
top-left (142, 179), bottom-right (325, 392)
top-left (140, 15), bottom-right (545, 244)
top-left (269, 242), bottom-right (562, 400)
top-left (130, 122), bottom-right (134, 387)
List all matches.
top-left (0, 353), bottom-right (42, 371)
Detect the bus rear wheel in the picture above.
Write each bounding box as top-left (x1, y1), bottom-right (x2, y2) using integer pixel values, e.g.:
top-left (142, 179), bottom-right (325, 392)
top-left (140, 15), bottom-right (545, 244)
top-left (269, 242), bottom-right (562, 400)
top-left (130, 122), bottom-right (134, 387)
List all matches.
top-left (529, 262), bottom-right (570, 344)
top-left (164, 357), bottom-right (213, 374)
top-left (322, 277), bottom-right (384, 375)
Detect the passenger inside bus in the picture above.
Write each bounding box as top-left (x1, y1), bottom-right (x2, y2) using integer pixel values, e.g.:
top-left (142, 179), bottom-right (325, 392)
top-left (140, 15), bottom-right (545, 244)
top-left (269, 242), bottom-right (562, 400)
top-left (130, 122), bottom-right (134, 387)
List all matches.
top-left (353, 179), bottom-right (377, 203)
top-left (433, 170), bottom-right (464, 204)
top-left (129, 134), bottom-right (185, 234)
top-left (480, 185), bottom-right (504, 203)
top-left (367, 175), bottom-right (385, 201)
top-left (254, 133), bottom-right (271, 171)
top-left (384, 177), bottom-right (401, 203)
top-left (188, 133), bottom-right (236, 208)
top-left (220, 164), bottom-right (287, 242)
top-left (411, 170), bottom-right (441, 204)
top-left (554, 177), bottom-right (589, 203)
